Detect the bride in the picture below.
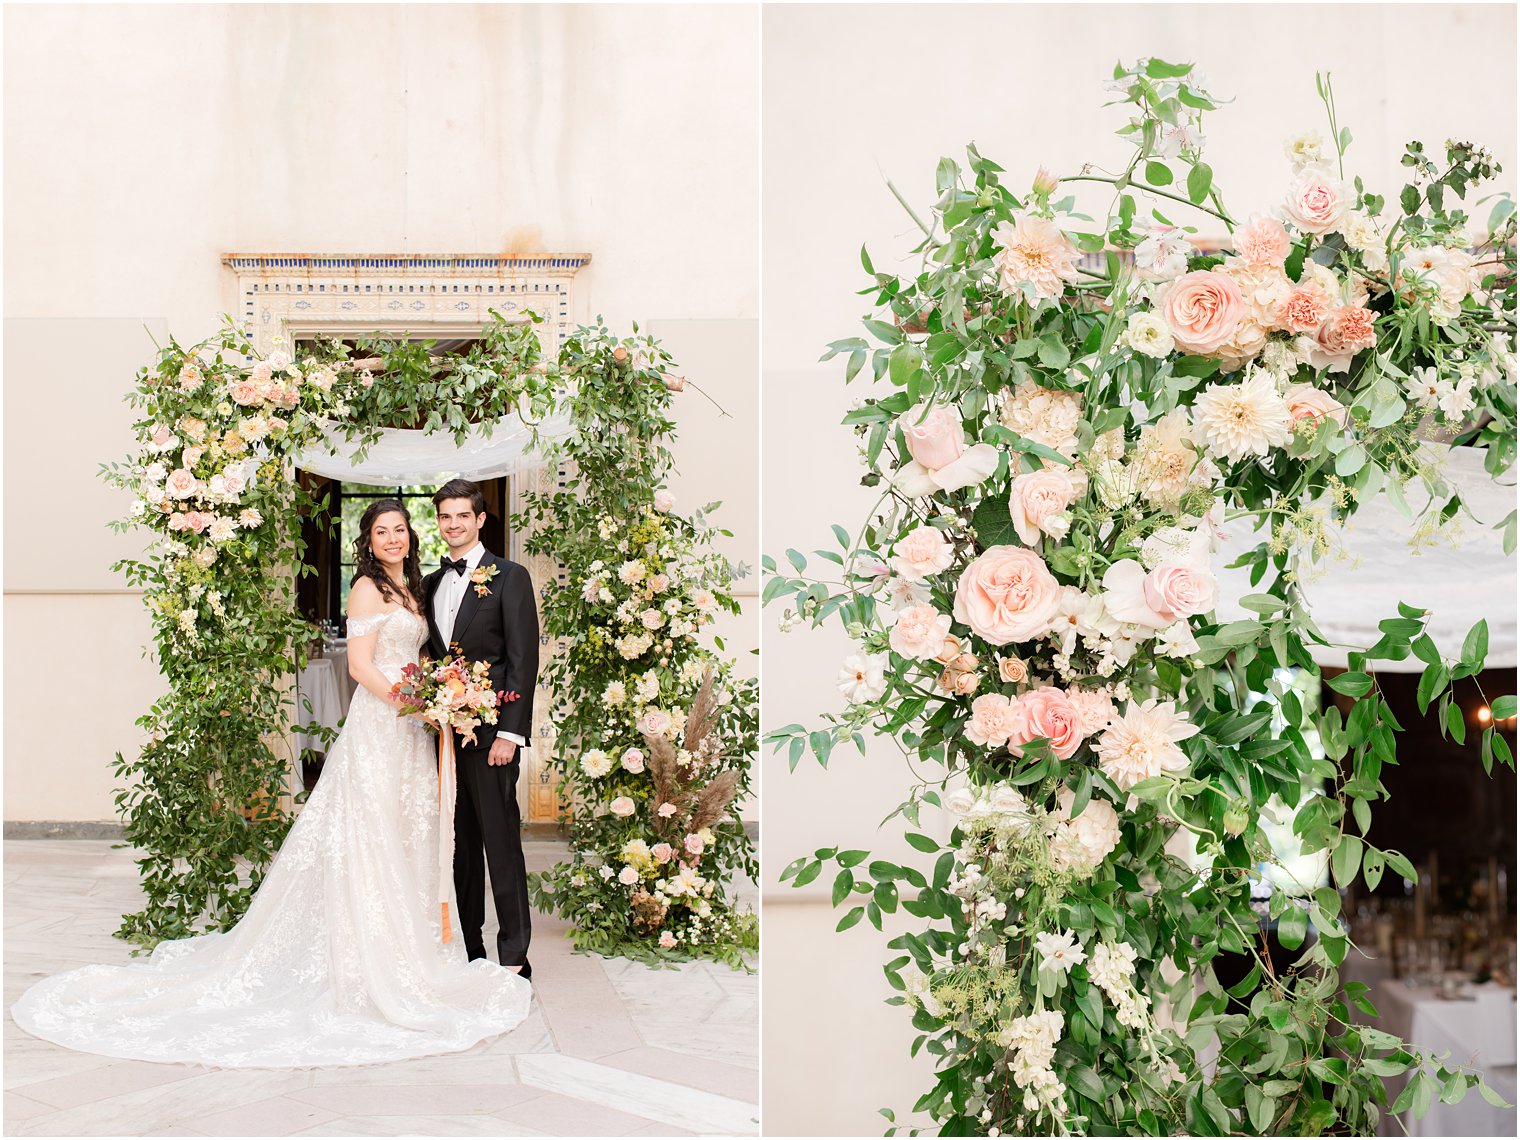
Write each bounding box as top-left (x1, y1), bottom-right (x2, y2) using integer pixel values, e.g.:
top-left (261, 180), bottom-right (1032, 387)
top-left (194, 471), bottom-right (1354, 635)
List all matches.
top-left (11, 499), bottom-right (531, 1067)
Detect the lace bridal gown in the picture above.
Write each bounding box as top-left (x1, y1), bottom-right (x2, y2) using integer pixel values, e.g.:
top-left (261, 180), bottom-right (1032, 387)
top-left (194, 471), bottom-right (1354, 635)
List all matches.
top-left (11, 608), bottom-right (531, 1067)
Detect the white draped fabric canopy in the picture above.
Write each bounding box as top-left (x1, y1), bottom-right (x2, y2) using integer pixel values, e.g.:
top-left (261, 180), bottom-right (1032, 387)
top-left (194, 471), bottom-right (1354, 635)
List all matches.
top-left (1213, 445), bottom-right (1517, 670)
top-left (293, 408), bottom-right (571, 487)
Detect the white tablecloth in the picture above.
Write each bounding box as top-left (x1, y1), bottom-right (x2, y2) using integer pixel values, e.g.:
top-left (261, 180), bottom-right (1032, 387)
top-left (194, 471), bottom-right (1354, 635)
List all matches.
top-left (294, 658), bottom-right (344, 756)
top-left (1374, 980), bottom-right (1517, 1136)
top-left (324, 644), bottom-right (355, 708)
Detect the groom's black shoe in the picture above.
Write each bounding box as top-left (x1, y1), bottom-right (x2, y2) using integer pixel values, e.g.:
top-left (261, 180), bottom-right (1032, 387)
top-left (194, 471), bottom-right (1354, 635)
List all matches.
top-left (514, 959), bottom-right (533, 983)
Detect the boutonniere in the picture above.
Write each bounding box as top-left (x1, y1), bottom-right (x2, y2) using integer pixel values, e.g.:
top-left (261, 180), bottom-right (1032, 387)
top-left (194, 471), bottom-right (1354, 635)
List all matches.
top-left (470, 563), bottom-right (500, 598)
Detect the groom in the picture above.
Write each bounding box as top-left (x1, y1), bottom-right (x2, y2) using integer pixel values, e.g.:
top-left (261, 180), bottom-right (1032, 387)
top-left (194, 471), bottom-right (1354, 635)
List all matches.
top-left (422, 478), bottom-right (540, 979)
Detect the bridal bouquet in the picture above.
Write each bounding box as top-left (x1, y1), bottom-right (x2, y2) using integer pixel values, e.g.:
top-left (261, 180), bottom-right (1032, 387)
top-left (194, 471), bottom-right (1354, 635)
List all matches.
top-left (389, 656), bottom-right (519, 747)
top-left (767, 60), bottom-right (1513, 1135)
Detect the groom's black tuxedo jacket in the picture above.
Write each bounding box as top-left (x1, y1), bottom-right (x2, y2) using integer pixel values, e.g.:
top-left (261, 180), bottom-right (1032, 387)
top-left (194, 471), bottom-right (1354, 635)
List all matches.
top-left (421, 551), bottom-right (539, 753)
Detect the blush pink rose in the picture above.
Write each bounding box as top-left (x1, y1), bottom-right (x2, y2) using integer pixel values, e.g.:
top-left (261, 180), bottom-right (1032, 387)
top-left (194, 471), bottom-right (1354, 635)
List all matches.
top-left (221, 473), bottom-right (245, 496)
top-left (639, 711), bottom-right (672, 737)
top-left (618, 866), bottom-right (639, 885)
top-left (249, 361), bottom-right (274, 383)
top-left (953, 546), bottom-right (1062, 646)
top-left (654, 490), bottom-right (676, 512)
top-left (1283, 383), bottom-right (1348, 426)
top-left (1232, 215), bottom-right (1291, 268)
top-left (651, 842), bottom-right (674, 862)
top-left (890, 604), bottom-right (954, 660)
top-left (1143, 564), bottom-right (1219, 623)
top-left (1104, 558), bottom-right (1217, 628)
top-left (684, 833), bottom-right (706, 856)
top-left (168, 512), bottom-right (189, 532)
top-left (609, 797), bottom-right (636, 818)
top-left (890, 525), bottom-right (954, 582)
top-left (1283, 171), bottom-right (1349, 235)
top-left (659, 931), bottom-right (677, 949)
top-left (621, 748), bottom-right (646, 774)
top-left (165, 468), bottom-right (198, 499)
top-left (228, 381), bottom-right (262, 406)
top-left (965, 693), bottom-right (1020, 749)
top-left (1158, 271), bottom-right (1245, 355)
top-left (184, 511), bottom-right (210, 534)
top-left (899, 404), bottom-right (964, 470)
top-left (1008, 468), bottom-right (1079, 546)
top-left (1009, 687), bottom-right (1084, 759)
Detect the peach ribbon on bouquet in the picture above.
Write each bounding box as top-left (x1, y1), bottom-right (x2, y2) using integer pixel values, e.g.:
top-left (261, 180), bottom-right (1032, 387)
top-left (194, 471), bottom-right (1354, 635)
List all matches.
top-left (436, 729), bottom-right (457, 945)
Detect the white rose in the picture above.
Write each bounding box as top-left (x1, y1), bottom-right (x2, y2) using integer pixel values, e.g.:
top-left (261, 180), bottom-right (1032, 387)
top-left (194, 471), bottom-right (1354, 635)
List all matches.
top-left (944, 787), bottom-right (977, 818)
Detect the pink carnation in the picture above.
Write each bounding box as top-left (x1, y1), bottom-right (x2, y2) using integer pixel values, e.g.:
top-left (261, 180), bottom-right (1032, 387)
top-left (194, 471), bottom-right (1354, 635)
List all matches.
top-left (1232, 215), bottom-right (1291, 268)
top-left (966, 694), bottom-right (1020, 749)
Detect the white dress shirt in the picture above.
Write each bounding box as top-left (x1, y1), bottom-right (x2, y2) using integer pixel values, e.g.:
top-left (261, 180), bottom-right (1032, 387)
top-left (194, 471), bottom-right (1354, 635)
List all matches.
top-left (433, 543), bottom-right (525, 749)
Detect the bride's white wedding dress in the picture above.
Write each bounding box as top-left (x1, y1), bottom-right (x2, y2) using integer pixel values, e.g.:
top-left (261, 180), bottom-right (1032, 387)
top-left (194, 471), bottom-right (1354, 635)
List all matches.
top-left (11, 607), bottom-right (531, 1067)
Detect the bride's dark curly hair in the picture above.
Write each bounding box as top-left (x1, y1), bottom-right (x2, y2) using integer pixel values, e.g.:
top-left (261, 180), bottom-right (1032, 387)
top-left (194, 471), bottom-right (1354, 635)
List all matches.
top-left (352, 498), bottom-right (424, 613)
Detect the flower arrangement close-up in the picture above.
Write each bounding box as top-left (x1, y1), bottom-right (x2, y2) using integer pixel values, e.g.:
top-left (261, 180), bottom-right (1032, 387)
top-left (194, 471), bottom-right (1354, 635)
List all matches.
top-left (765, 58), bottom-right (1516, 1136)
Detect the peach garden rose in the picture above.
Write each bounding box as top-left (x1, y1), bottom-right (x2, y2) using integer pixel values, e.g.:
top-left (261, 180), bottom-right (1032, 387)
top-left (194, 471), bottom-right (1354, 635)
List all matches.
top-left (1157, 270), bottom-right (1245, 355)
top-left (953, 546), bottom-right (1062, 645)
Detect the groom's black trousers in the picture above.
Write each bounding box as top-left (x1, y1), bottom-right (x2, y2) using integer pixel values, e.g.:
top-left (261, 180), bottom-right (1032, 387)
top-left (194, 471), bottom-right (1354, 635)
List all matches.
top-left (452, 745), bottom-right (532, 967)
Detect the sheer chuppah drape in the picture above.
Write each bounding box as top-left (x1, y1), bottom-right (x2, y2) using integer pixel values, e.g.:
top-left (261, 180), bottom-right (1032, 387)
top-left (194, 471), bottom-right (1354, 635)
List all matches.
top-left (11, 608), bottom-right (531, 1067)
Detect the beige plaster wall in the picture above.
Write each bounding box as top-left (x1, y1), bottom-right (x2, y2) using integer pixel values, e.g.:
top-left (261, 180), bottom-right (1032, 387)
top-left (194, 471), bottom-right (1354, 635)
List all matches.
top-left (3, 4), bottom-right (759, 821)
top-left (759, 4), bottom-right (1516, 1134)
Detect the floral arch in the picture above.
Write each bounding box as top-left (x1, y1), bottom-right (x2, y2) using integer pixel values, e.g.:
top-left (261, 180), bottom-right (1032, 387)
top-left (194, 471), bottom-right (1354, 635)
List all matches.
top-left (105, 307), bottom-right (757, 964)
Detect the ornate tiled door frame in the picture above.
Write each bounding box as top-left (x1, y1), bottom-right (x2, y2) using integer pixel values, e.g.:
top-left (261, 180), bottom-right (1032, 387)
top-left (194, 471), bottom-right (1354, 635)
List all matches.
top-left (224, 254), bottom-right (587, 823)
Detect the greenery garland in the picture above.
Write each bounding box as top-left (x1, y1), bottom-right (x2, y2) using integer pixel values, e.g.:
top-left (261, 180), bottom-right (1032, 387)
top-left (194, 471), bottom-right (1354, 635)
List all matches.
top-left (101, 311), bottom-right (754, 964)
top-left (766, 60), bottom-right (1514, 1135)
top-left (522, 322), bottom-right (759, 968)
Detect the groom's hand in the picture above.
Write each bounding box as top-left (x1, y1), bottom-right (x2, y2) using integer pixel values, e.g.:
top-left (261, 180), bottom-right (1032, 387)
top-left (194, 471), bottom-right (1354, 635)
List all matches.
top-left (488, 738), bottom-right (517, 767)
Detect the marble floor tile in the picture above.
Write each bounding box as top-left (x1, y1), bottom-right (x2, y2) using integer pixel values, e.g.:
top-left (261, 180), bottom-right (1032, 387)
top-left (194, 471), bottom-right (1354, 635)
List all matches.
top-left (493, 1089), bottom-right (674, 1136)
top-left (288, 1083), bottom-right (539, 1117)
top-left (178, 1095), bottom-right (339, 1137)
top-left (515, 1054), bottom-right (757, 1135)
top-left (597, 1046), bottom-right (758, 1101)
top-left (15, 1058), bottom-right (201, 1109)
top-left (294, 1113), bottom-right (545, 1137)
top-left (307, 1052), bottom-right (525, 1089)
top-left (1, 1092), bottom-right (54, 1123)
top-left (623, 1123), bottom-right (698, 1138)
top-left (4, 1070), bottom-right (314, 1137)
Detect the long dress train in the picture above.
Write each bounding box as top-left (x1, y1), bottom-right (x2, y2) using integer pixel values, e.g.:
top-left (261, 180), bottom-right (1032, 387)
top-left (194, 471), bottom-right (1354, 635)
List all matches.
top-left (11, 608), bottom-right (531, 1067)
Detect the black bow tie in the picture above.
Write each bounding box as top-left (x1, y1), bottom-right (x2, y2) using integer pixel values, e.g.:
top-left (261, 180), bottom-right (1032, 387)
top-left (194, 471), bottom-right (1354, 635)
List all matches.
top-left (441, 556), bottom-right (469, 576)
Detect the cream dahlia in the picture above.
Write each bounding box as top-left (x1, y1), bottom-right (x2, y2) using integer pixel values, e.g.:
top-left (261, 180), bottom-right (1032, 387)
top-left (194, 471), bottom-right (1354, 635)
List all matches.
top-left (1094, 699), bottom-right (1198, 790)
top-left (992, 215), bottom-right (1083, 300)
top-left (1191, 370), bottom-right (1292, 462)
